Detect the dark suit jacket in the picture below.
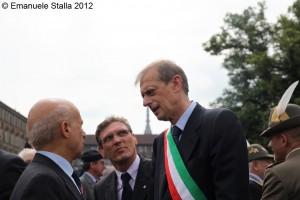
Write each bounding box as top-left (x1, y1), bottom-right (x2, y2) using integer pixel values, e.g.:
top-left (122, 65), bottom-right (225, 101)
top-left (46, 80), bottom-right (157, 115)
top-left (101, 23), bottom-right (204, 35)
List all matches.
top-left (261, 148), bottom-right (300, 200)
top-left (10, 153), bottom-right (84, 200)
top-left (248, 180), bottom-right (262, 200)
top-left (152, 103), bottom-right (249, 200)
top-left (0, 150), bottom-right (26, 200)
top-left (94, 157), bottom-right (152, 200)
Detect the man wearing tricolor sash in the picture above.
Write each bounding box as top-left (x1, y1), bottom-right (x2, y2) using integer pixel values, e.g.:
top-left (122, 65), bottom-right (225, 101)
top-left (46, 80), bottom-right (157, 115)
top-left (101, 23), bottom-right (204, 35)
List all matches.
top-left (136, 60), bottom-right (249, 200)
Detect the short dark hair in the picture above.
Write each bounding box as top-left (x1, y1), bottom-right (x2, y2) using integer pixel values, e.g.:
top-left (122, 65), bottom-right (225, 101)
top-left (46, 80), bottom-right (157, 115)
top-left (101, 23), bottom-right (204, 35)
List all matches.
top-left (95, 116), bottom-right (133, 147)
top-left (135, 60), bottom-right (189, 94)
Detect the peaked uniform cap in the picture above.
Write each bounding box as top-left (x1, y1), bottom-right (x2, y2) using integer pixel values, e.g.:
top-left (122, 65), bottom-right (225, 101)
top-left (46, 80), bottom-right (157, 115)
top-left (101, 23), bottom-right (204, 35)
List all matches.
top-left (248, 144), bottom-right (273, 162)
top-left (81, 150), bottom-right (102, 162)
top-left (260, 104), bottom-right (300, 137)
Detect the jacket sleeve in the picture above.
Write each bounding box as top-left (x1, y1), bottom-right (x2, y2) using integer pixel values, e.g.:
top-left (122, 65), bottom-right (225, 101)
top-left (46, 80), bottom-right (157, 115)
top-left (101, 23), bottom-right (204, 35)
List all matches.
top-left (209, 109), bottom-right (249, 200)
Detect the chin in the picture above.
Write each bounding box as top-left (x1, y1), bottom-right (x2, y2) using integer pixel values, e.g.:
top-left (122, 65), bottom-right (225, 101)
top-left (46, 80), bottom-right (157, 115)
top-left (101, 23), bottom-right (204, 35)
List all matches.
top-left (157, 116), bottom-right (168, 121)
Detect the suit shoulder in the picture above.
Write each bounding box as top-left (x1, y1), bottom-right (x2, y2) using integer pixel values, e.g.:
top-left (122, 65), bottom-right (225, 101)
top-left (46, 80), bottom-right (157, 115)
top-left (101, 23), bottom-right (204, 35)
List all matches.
top-left (95, 171), bottom-right (115, 189)
top-left (205, 107), bottom-right (237, 119)
top-left (199, 107), bottom-right (240, 132)
top-left (140, 158), bottom-right (152, 171)
top-left (267, 158), bottom-right (300, 176)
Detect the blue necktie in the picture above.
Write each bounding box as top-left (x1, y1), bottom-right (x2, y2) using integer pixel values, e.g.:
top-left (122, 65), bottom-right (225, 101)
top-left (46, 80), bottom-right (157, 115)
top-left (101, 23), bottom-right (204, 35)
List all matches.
top-left (172, 126), bottom-right (182, 144)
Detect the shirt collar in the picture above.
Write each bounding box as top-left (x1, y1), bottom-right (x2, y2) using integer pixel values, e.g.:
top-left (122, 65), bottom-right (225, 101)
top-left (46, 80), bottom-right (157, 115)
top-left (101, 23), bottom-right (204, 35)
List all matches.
top-left (174, 101), bottom-right (196, 131)
top-left (116, 154), bottom-right (140, 182)
top-left (37, 151), bottom-right (74, 177)
top-left (249, 172), bottom-right (263, 186)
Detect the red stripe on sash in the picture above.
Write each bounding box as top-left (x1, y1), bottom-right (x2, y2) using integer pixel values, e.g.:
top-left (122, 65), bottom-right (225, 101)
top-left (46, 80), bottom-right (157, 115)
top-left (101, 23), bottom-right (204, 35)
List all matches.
top-left (164, 130), bottom-right (181, 200)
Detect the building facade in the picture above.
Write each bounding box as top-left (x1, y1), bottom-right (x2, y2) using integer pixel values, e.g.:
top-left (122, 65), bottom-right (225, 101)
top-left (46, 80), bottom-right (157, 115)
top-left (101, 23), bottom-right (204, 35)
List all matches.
top-left (0, 101), bottom-right (27, 153)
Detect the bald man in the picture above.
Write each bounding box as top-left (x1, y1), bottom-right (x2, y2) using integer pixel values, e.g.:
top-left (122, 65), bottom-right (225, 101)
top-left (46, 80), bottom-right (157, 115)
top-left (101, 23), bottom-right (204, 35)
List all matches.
top-left (10, 99), bottom-right (86, 200)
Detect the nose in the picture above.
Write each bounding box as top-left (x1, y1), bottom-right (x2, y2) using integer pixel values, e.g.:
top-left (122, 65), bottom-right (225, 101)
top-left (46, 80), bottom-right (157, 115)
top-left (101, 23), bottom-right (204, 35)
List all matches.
top-left (111, 133), bottom-right (122, 144)
top-left (143, 96), bottom-right (151, 107)
top-left (82, 130), bottom-right (86, 138)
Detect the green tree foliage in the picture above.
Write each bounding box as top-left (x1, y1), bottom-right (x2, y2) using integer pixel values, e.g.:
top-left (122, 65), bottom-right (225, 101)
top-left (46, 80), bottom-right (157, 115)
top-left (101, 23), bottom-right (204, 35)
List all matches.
top-left (203, 1), bottom-right (300, 144)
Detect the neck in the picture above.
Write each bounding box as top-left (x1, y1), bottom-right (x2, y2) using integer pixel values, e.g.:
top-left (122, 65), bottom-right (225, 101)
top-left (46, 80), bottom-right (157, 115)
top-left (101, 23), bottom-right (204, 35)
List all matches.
top-left (88, 169), bottom-right (99, 178)
top-left (114, 154), bottom-right (136, 172)
top-left (41, 145), bottom-right (73, 163)
top-left (170, 97), bottom-right (191, 124)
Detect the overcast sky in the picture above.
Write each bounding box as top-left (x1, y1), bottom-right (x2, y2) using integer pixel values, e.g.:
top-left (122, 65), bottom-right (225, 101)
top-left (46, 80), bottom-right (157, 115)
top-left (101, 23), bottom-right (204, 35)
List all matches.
top-left (0, 0), bottom-right (295, 135)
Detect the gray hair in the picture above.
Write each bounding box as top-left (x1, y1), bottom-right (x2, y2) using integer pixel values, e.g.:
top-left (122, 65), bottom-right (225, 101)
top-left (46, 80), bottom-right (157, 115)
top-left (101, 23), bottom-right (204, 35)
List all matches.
top-left (135, 60), bottom-right (189, 95)
top-left (27, 104), bottom-right (73, 150)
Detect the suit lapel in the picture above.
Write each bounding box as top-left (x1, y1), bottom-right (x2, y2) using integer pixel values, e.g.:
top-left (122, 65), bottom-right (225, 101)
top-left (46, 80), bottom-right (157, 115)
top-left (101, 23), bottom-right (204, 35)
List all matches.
top-left (132, 159), bottom-right (150, 200)
top-left (178, 103), bottom-right (204, 162)
top-left (63, 175), bottom-right (84, 200)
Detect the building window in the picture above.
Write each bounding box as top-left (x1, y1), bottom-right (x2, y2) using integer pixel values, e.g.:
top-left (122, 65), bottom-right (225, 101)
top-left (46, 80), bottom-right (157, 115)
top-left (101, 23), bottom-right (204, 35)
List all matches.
top-left (5, 110), bottom-right (9, 122)
top-left (0, 129), bottom-right (3, 142)
top-left (4, 131), bottom-right (10, 143)
top-left (0, 108), bottom-right (3, 120)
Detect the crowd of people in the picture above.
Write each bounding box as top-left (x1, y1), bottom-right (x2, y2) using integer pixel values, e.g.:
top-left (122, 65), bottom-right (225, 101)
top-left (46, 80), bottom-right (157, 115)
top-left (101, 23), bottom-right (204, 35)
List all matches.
top-left (0, 59), bottom-right (299, 200)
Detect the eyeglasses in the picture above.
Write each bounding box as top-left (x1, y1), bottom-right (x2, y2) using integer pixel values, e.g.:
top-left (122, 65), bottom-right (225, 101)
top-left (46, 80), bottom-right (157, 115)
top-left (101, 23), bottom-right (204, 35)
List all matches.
top-left (101, 129), bottom-right (131, 144)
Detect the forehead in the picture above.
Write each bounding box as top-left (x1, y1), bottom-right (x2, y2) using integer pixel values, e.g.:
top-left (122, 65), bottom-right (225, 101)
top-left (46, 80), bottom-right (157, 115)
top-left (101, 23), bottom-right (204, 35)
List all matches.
top-left (100, 121), bottom-right (128, 137)
top-left (73, 108), bottom-right (83, 123)
top-left (140, 68), bottom-right (162, 90)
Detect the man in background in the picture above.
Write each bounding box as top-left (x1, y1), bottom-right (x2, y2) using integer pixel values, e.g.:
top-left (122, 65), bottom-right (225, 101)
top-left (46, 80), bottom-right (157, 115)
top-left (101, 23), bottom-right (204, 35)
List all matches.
top-left (80, 150), bottom-right (105, 200)
top-left (0, 149), bottom-right (26, 199)
top-left (248, 144), bottom-right (273, 200)
top-left (261, 104), bottom-right (300, 200)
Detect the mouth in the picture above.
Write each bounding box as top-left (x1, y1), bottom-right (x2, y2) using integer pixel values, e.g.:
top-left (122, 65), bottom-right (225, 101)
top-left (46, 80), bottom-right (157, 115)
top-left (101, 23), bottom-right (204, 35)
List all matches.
top-left (151, 106), bottom-right (159, 116)
top-left (114, 147), bottom-right (127, 154)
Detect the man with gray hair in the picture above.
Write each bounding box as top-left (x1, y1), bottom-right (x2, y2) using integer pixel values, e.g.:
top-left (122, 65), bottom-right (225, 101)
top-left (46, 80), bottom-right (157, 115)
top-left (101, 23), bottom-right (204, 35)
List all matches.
top-left (10, 98), bottom-right (86, 200)
top-left (136, 60), bottom-right (248, 200)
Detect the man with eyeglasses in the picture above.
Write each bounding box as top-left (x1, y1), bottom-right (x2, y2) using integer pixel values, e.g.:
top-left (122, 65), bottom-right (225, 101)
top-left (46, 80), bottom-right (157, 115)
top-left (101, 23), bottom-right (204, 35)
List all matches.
top-left (94, 116), bottom-right (153, 200)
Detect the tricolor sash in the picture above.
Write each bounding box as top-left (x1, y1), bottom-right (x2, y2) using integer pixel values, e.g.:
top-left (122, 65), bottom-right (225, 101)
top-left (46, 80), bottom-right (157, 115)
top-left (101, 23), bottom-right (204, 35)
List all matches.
top-left (164, 128), bottom-right (207, 200)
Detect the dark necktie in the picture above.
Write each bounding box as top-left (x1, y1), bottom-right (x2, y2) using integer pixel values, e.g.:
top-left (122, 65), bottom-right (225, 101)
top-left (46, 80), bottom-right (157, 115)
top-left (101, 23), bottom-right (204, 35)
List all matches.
top-left (172, 125), bottom-right (182, 145)
top-left (72, 172), bottom-right (82, 193)
top-left (121, 172), bottom-right (133, 200)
